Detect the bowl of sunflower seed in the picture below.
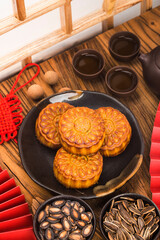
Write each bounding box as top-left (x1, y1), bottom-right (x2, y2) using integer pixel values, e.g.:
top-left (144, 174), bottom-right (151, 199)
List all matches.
top-left (33, 195), bottom-right (96, 240)
top-left (99, 193), bottom-right (160, 240)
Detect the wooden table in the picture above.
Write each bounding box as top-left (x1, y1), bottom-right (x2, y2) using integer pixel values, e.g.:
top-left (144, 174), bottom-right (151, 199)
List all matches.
top-left (0, 6), bottom-right (160, 240)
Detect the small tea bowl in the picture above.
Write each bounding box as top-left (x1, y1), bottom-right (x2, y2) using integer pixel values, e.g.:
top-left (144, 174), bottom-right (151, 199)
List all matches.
top-left (105, 66), bottom-right (138, 97)
top-left (109, 31), bottom-right (140, 62)
top-left (33, 195), bottom-right (96, 240)
top-left (72, 49), bottom-right (105, 79)
top-left (99, 193), bottom-right (160, 240)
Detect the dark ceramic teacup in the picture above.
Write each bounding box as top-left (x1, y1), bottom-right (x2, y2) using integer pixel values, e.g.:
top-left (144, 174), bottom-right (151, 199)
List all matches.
top-left (105, 66), bottom-right (138, 97)
top-left (72, 49), bottom-right (105, 79)
top-left (109, 31), bottom-right (140, 62)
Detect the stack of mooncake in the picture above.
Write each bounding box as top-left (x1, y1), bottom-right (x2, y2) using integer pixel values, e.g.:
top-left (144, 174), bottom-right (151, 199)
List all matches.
top-left (35, 102), bottom-right (131, 189)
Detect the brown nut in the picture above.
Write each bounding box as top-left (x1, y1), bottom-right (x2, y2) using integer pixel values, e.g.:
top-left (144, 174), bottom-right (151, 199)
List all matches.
top-left (27, 84), bottom-right (44, 100)
top-left (44, 71), bottom-right (59, 85)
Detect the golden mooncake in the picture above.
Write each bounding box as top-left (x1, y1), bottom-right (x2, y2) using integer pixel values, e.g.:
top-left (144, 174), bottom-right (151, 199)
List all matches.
top-left (96, 107), bottom-right (132, 157)
top-left (59, 107), bottom-right (105, 155)
top-left (53, 147), bottom-right (103, 188)
top-left (35, 102), bottom-right (73, 148)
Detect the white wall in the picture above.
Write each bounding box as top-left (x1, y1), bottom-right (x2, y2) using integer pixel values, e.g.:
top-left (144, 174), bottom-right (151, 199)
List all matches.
top-left (0, 0), bottom-right (159, 81)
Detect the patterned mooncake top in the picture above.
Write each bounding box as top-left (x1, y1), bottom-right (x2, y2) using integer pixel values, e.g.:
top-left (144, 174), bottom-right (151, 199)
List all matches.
top-left (37, 102), bottom-right (73, 145)
top-left (96, 107), bottom-right (131, 151)
top-left (59, 107), bottom-right (105, 148)
top-left (54, 147), bottom-right (103, 180)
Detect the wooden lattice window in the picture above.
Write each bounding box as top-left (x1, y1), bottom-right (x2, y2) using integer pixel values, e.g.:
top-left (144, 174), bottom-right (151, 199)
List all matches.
top-left (0, 0), bottom-right (153, 72)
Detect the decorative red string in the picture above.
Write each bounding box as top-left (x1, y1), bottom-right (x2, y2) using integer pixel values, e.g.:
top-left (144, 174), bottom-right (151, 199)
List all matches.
top-left (0, 63), bottom-right (40, 144)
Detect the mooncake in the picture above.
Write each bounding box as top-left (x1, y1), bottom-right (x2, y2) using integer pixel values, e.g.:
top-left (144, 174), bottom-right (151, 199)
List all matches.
top-left (35, 102), bottom-right (73, 148)
top-left (59, 107), bottom-right (105, 155)
top-left (96, 107), bottom-right (132, 156)
top-left (53, 147), bottom-right (103, 188)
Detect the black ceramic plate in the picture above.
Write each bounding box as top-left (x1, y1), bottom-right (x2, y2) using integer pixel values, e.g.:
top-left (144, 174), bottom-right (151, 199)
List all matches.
top-left (18, 90), bottom-right (144, 199)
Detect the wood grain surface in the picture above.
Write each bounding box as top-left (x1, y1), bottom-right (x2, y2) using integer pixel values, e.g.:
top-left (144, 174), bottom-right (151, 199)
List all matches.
top-left (0, 7), bottom-right (160, 239)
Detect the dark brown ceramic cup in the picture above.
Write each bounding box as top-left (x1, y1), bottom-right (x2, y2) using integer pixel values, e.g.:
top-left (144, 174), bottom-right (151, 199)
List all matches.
top-left (109, 31), bottom-right (140, 62)
top-left (105, 66), bottom-right (138, 97)
top-left (72, 49), bottom-right (105, 79)
top-left (99, 193), bottom-right (160, 240)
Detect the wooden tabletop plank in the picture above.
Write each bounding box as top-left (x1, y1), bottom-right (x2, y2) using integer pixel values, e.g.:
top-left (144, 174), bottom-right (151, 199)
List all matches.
top-left (0, 6), bottom-right (160, 239)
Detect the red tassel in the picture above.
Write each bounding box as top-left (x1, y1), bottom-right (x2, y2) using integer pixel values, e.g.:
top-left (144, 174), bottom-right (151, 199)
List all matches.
top-left (0, 63), bottom-right (40, 144)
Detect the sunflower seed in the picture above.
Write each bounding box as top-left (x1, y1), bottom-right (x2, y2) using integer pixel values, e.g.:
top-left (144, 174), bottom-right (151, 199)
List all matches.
top-left (137, 199), bottom-right (144, 209)
top-left (118, 204), bottom-right (137, 225)
top-left (128, 205), bottom-right (141, 215)
top-left (151, 223), bottom-right (159, 235)
top-left (134, 233), bottom-right (144, 240)
top-left (122, 200), bottom-right (129, 212)
top-left (147, 217), bottom-right (156, 228)
top-left (140, 227), bottom-right (145, 237)
top-left (134, 224), bottom-right (140, 234)
top-left (121, 219), bottom-right (134, 234)
top-left (141, 206), bottom-right (155, 215)
top-left (116, 228), bottom-right (127, 240)
top-left (109, 200), bottom-right (115, 212)
top-left (115, 212), bottom-right (121, 222)
top-left (155, 216), bottom-right (160, 224)
top-left (143, 227), bottom-right (151, 239)
top-left (108, 231), bottom-right (115, 240)
top-left (120, 197), bottom-right (135, 201)
top-left (138, 217), bottom-right (145, 231)
top-left (104, 212), bottom-right (114, 222)
top-left (103, 220), bottom-right (119, 232)
top-left (144, 214), bottom-right (153, 225)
